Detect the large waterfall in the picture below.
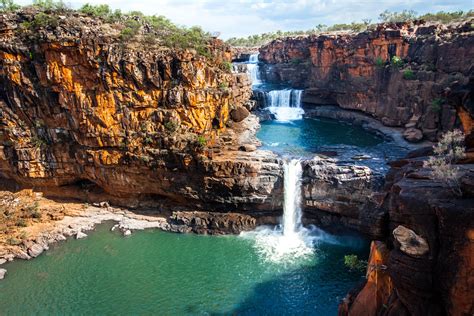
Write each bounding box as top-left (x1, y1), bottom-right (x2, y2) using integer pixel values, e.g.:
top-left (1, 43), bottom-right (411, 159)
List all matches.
top-left (282, 159), bottom-right (303, 236)
top-left (246, 53), bottom-right (261, 85)
top-left (241, 159), bottom-right (325, 264)
top-left (266, 89), bottom-right (304, 121)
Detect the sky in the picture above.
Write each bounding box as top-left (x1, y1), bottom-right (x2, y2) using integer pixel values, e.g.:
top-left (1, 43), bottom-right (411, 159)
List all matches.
top-left (16, 0), bottom-right (474, 39)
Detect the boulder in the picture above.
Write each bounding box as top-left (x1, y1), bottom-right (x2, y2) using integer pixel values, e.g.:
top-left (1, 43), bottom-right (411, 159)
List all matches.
top-left (403, 128), bottom-right (423, 142)
top-left (0, 269), bottom-right (6, 280)
top-left (76, 231), bottom-right (87, 239)
top-left (27, 244), bottom-right (44, 258)
top-left (238, 144), bottom-right (257, 152)
top-left (393, 225), bottom-right (429, 257)
top-left (230, 105), bottom-right (250, 122)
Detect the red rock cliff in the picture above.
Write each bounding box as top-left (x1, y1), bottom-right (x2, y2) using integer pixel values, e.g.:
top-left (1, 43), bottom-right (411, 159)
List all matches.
top-left (259, 20), bottom-right (474, 143)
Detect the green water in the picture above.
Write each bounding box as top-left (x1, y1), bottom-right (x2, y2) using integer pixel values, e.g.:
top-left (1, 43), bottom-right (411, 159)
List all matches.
top-left (0, 224), bottom-right (368, 315)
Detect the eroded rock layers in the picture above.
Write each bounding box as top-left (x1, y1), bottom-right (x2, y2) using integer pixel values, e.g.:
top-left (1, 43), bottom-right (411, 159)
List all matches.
top-left (339, 152), bottom-right (474, 316)
top-left (0, 11), bottom-right (285, 211)
top-left (259, 21), bottom-right (474, 143)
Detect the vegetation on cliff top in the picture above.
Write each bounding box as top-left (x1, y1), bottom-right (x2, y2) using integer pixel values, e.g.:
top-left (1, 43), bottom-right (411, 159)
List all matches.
top-left (2, 0), bottom-right (215, 57)
top-left (226, 9), bottom-right (474, 47)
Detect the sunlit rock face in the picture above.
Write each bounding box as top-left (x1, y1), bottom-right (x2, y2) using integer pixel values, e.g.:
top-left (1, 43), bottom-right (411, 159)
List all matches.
top-left (259, 21), bottom-right (474, 143)
top-left (0, 11), bottom-right (283, 212)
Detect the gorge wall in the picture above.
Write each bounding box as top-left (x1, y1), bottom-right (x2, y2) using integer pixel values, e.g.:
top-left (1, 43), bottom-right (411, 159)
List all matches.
top-left (0, 10), bottom-right (283, 214)
top-left (259, 20), bottom-right (474, 143)
top-left (339, 151), bottom-right (474, 316)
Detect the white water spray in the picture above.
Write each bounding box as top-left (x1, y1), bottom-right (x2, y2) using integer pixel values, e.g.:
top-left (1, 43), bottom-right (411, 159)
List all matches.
top-left (241, 159), bottom-right (328, 264)
top-left (246, 53), bottom-right (262, 85)
top-left (266, 89), bottom-right (304, 121)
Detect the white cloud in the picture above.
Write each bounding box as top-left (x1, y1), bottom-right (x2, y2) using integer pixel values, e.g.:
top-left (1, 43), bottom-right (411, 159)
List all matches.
top-left (16, 0), bottom-right (472, 38)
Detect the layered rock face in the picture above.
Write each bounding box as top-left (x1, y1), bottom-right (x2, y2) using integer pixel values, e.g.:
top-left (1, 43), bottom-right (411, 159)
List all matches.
top-left (340, 153), bottom-right (474, 316)
top-left (302, 157), bottom-right (385, 238)
top-left (0, 11), bottom-right (283, 213)
top-left (259, 21), bottom-right (474, 143)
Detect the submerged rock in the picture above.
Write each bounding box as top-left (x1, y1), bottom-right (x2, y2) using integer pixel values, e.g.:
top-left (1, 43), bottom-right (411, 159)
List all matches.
top-left (0, 268), bottom-right (6, 280)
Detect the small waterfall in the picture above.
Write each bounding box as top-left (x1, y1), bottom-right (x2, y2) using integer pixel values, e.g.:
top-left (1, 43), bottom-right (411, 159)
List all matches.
top-left (246, 53), bottom-right (261, 85)
top-left (266, 89), bottom-right (304, 121)
top-left (249, 53), bottom-right (259, 63)
top-left (282, 159), bottom-right (303, 236)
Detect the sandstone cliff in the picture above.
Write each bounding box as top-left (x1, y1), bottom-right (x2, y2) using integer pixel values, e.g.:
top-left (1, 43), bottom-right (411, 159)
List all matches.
top-left (0, 10), bottom-right (287, 212)
top-left (259, 20), bottom-right (474, 143)
top-left (340, 151), bottom-right (474, 316)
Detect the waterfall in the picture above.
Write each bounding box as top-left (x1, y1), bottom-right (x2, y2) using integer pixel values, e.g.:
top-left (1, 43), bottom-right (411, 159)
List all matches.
top-left (240, 159), bottom-right (323, 264)
top-left (246, 53), bottom-right (261, 86)
top-left (249, 53), bottom-right (259, 63)
top-left (282, 159), bottom-right (303, 236)
top-left (266, 89), bottom-right (304, 121)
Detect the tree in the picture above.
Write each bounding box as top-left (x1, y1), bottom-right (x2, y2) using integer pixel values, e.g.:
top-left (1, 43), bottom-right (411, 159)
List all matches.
top-left (379, 10), bottom-right (417, 22)
top-left (0, 0), bottom-right (20, 11)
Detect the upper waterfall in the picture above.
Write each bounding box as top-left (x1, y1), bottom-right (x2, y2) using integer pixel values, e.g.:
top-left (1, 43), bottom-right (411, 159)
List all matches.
top-left (246, 53), bottom-right (262, 86)
top-left (266, 89), bottom-right (304, 121)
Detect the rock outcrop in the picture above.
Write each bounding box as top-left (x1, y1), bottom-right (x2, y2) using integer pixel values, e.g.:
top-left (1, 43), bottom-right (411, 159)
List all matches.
top-left (0, 10), bottom-right (284, 214)
top-left (259, 20), bottom-right (474, 143)
top-left (168, 211), bottom-right (256, 234)
top-left (302, 157), bottom-right (385, 238)
top-left (340, 153), bottom-right (474, 316)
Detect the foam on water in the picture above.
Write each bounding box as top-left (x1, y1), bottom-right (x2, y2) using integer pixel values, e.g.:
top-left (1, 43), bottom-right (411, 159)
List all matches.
top-left (241, 159), bottom-right (333, 265)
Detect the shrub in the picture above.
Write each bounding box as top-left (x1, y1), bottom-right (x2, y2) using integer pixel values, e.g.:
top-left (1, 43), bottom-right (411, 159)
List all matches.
top-left (344, 254), bottom-right (366, 271)
top-left (142, 33), bottom-right (156, 45)
top-left (16, 218), bottom-right (27, 227)
top-left (196, 135), bottom-right (206, 149)
top-left (419, 10), bottom-right (473, 24)
top-left (32, 0), bottom-right (68, 11)
top-left (0, 0), bottom-right (20, 11)
top-left (403, 69), bottom-right (415, 80)
top-left (220, 61), bottom-right (232, 72)
top-left (26, 12), bottom-right (60, 30)
top-left (375, 57), bottom-right (385, 68)
top-left (431, 98), bottom-right (444, 112)
top-left (79, 3), bottom-right (112, 17)
top-left (379, 10), bottom-right (417, 22)
top-left (31, 135), bottom-right (46, 148)
top-left (424, 129), bottom-right (466, 195)
top-left (391, 56), bottom-right (404, 69)
top-left (143, 136), bottom-right (153, 145)
top-left (164, 120), bottom-right (178, 133)
top-left (218, 82), bottom-right (228, 90)
top-left (7, 237), bottom-right (22, 245)
top-left (27, 202), bottom-right (41, 219)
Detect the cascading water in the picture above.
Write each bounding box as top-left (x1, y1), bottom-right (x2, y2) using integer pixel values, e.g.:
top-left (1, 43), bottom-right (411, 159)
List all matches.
top-left (282, 159), bottom-right (303, 237)
top-left (241, 159), bottom-right (333, 264)
top-left (246, 53), bottom-right (262, 86)
top-left (266, 89), bottom-right (304, 121)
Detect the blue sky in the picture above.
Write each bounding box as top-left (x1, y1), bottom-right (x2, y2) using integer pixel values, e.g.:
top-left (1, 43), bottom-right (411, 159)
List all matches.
top-left (17, 0), bottom-right (473, 38)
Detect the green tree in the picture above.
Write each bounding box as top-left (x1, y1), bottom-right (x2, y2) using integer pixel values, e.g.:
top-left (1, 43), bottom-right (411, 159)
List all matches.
top-left (0, 0), bottom-right (20, 11)
top-left (379, 10), bottom-right (417, 22)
